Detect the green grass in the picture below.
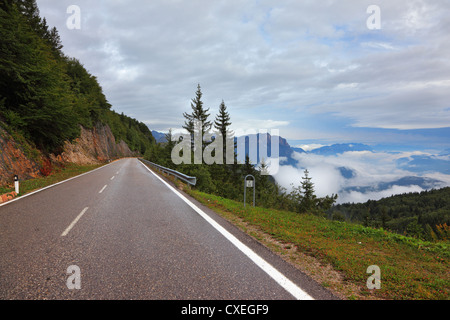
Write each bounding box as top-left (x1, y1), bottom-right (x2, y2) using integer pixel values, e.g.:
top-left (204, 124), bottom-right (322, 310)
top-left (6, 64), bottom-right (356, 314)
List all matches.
top-left (0, 163), bottom-right (104, 197)
top-left (186, 189), bottom-right (449, 300)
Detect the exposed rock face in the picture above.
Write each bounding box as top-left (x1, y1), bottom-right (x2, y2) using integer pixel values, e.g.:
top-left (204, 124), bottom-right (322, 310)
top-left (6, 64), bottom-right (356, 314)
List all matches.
top-left (0, 126), bottom-right (42, 186)
top-left (0, 191), bottom-right (17, 203)
top-left (0, 122), bottom-right (137, 187)
top-left (51, 123), bottom-right (136, 164)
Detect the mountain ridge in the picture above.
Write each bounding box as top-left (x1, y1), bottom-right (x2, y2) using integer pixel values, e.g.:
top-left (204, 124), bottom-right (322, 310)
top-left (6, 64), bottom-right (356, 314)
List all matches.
top-left (149, 130), bottom-right (449, 202)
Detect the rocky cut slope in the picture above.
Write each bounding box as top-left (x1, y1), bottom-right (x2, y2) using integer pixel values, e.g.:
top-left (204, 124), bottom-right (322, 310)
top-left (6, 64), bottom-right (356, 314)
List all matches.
top-left (0, 122), bottom-right (136, 187)
top-left (50, 122), bottom-right (136, 165)
top-left (0, 124), bottom-right (42, 186)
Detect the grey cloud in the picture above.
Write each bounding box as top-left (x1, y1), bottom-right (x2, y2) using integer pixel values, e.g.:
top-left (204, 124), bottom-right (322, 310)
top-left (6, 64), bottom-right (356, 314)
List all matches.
top-left (36, 0), bottom-right (450, 134)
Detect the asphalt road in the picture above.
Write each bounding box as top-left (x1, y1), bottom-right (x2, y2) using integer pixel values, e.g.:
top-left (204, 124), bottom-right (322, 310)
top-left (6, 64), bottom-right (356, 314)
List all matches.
top-left (0, 158), bottom-right (337, 300)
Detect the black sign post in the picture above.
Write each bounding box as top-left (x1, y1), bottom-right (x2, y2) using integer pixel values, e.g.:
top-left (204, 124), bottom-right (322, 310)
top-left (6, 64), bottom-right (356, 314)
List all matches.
top-left (244, 174), bottom-right (255, 208)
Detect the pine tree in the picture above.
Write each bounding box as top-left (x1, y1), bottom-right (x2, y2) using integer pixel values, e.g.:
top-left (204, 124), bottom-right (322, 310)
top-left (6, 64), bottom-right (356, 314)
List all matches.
top-left (289, 169), bottom-right (318, 213)
top-left (182, 84), bottom-right (212, 141)
top-left (164, 128), bottom-right (177, 169)
top-left (300, 169), bottom-right (317, 213)
top-left (214, 100), bottom-right (233, 165)
top-left (256, 159), bottom-right (275, 207)
top-left (214, 100), bottom-right (232, 138)
top-left (242, 154), bottom-right (257, 176)
top-left (45, 26), bottom-right (63, 57)
top-left (17, 0), bottom-right (41, 28)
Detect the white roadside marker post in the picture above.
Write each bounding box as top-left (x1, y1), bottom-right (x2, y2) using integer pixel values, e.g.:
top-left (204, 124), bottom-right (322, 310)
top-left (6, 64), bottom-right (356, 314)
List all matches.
top-left (14, 175), bottom-right (19, 194)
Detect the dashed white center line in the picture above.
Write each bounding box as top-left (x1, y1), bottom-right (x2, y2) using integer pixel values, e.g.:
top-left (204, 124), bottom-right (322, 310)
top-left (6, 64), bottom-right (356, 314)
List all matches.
top-left (111, 176), bottom-right (115, 180)
top-left (99, 185), bottom-right (107, 193)
top-left (61, 207), bottom-right (89, 237)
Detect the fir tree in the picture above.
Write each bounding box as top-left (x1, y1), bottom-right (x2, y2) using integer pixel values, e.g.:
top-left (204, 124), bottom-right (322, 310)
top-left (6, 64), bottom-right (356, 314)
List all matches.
top-left (182, 84), bottom-right (212, 142)
top-left (17, 0), bottom-right (41, 28)
top-left (214, 100), bottom-right (232, 138)
top-left (214, 100), bottom-right (233, 164)
top-left (299, 169), bottom-right (317, 213)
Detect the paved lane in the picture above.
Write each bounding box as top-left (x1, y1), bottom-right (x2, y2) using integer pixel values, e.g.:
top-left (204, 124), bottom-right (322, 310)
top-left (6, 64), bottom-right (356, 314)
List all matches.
top-left (0, 158), bottom-right (336, 300)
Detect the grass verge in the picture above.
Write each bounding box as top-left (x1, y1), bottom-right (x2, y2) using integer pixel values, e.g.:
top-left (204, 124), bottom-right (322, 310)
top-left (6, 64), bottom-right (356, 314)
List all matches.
top-left (0, 162), bottom-right (104, 198)
top-left (185, 188), bottom-right (449, 300)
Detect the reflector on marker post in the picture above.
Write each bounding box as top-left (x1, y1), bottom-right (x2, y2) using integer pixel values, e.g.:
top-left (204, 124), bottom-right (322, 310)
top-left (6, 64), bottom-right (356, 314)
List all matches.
top-left (14, 175), bottom-right (19, 194)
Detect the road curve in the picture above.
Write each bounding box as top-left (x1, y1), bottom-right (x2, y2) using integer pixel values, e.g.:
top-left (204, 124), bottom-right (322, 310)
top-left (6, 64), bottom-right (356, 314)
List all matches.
top-left (0, 158), bottom-right (337, 300)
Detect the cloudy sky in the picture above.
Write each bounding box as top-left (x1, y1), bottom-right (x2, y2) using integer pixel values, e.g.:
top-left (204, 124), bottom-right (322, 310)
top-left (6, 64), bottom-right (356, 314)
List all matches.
top-left (36, 0), bottom-right (450, 152)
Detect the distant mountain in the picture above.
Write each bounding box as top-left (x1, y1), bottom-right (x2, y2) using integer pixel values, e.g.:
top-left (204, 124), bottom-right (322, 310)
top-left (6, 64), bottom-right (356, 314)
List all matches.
top-left (291, 147), bottom-right (306, 154)
top-left (152, 130), bottom-right (377, 168)
top-left (151, 130), bottom-right (167, 143)
top-left (397, 154), bottom-right (450, 175)
top-left (236, 133), bottom-right (298, 166)
top-left (151, 130), bottom-right (295, 163)
top-left (151, 129), bottom-right (449, 180)
top-left (343, 176), bottom-right (443, 194)
top-left (338, 167), bottom-right (356, 179)
top-left (310, 143), bottom-right (373, 155)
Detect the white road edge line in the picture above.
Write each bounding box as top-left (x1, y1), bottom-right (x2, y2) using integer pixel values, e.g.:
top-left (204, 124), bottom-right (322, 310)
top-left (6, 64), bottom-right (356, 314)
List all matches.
top-left (0, 161), bottom-right (117, 208)
top-left (61, 207), bottom-right (89, 237)
top-left (139, 160), bottom-right (314, 300)
top-left (99, 185), bottom-right (107, 194)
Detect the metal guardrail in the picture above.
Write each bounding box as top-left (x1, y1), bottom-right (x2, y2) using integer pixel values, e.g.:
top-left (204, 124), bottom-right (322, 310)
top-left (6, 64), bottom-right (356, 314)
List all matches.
top-left (139, 159), bottom-right (197, 186)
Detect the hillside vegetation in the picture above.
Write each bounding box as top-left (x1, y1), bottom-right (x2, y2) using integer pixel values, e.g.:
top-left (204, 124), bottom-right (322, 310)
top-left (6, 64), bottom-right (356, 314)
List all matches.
top-left (0, 1), bottom-right (156, 161)
top-left (328, 188), bottom-right (450, 242)
top-left (184, 188), bottom-right (449, 300)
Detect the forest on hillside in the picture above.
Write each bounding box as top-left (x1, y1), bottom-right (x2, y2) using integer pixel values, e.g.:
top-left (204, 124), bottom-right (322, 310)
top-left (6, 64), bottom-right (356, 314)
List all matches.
top-left (328, 187), bottom-right (450, 241)
top-left (0, 0), bottom-right (156, 156)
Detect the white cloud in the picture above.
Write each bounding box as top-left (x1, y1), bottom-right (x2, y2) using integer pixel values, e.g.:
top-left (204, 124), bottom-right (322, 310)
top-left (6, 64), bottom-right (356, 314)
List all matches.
top-left (273, 149), bottom-right (450, 204)
top-left (295, 144), bottom-right (327, 151)
top-left (35, 0), bottom-right (450, 134)
top-left (338, 185), bottom-right (425, 203)
top-left (272, 165), bottom-right (303, 192)
top-left (361, 42), bottom-right (398, 51)
top-left (232, 119), bottom-right (289, 137)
